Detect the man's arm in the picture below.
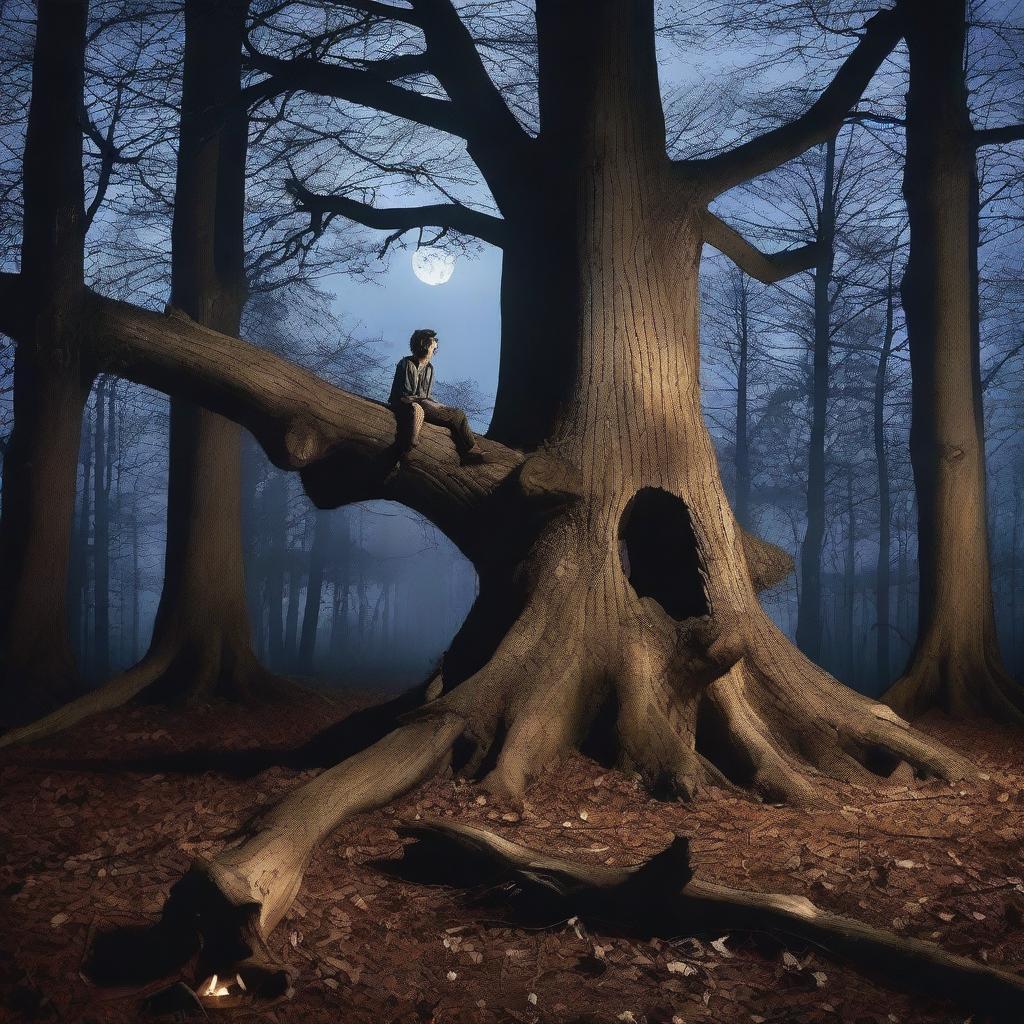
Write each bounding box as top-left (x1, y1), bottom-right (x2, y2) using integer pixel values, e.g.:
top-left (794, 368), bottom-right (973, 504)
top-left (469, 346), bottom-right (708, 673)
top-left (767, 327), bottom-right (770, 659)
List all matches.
top-left (391, 358), bottom-right (420, 404)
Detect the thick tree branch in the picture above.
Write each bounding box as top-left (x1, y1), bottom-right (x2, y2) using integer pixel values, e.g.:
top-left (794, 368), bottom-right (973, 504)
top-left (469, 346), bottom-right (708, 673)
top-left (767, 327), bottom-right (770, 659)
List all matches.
top-left (972, 123), bottom-right (1024, 148)
top-left (676, 9), bottom-right (903, 196)
top-left (243, 50), bottom-right (469, 138)
top-left (350, 50), bottom-right (433, 80)
top-left (287, 178), bottom-right (507, 248)
top-left (332, 0), bottom-right (423, 27)
top-left (409, 0), bottom-right (530, 158)
top-left (701, 211), bottom-right (817, 284)
top-left (87, 292), bottom-right (521, 553)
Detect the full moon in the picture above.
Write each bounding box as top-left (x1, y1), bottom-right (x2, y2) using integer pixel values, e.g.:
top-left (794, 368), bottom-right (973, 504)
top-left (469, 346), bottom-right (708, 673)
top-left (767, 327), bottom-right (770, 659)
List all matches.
top-left (412, 246), bottom-right (456, 286)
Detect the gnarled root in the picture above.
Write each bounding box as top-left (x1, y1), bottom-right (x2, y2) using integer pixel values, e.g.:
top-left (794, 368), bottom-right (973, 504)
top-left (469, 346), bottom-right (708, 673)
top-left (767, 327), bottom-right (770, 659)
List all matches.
top-left (402, 819), bottom-right (1024, 1019)
top-left (604, 613), bottom-right (975, 807)
top-left (0, 641), bottom-right (304, 751)
top-left (884, 647), bottom-right (1024, 725)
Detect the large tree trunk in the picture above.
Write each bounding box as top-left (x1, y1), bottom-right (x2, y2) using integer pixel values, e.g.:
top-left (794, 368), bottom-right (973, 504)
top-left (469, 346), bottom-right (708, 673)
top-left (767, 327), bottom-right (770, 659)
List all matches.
top-left (883, 0), bottom-right (1023, 721)
top-left (298, 510), bottom-right (330, 674)
top-left (796, 136), bottom-right (836, 661)
top-left (0, 0), bottom-right (91, 724)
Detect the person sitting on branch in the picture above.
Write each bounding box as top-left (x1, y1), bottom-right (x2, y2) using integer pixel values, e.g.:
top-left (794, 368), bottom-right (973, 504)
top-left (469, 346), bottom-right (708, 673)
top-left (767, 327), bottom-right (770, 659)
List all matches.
top-left (389, 328), bottom-right (486, 464)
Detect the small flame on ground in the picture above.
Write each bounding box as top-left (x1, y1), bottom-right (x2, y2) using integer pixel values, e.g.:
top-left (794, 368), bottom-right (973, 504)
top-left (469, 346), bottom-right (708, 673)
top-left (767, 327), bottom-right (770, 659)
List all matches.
top-left (202, 973), bottom-right (232, 998)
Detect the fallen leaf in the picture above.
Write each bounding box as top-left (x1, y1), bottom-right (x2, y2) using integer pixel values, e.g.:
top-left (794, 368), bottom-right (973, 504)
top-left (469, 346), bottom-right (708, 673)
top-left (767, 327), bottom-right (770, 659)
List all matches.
top-left (666, 961), bottom-right (696, 976)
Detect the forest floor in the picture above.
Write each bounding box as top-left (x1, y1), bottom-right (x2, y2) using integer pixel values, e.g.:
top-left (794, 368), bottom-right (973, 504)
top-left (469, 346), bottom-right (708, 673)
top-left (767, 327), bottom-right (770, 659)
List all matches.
top-left (0, 689), bottom-right (1022, 1024)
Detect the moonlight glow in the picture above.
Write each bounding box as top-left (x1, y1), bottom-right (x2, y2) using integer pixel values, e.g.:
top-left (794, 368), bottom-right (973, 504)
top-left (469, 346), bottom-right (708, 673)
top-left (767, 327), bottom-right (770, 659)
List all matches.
top-left (412, 247), bottom-right (456, 286)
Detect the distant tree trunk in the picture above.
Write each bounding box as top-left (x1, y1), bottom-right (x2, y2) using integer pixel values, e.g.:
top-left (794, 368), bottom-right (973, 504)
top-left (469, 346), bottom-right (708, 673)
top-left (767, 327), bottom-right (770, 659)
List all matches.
top-left (1012, 482), bottom-right (1021, 672)
top-left (70, 397), bottom-right (93, 677)
top-left (796, 135), bottom-right (836, 661)
top-left (883, 0), bottom-right (1023, 721)
top-left (844, 471), bottom-right (856, 681)
top-left (93, 379), bottom-right (110, 680)
top-left (874, 275), bottom-right (894, 684)
top-left (264, 473), bottom-right (286, 669)
top-left (298, 509), bottom-right (331, 674)
top-left (284, 559), bottom-right (301, 668)
top-left (734, 278), bottom-right (751, 530)
top-left (131, 493), bottom-right (139, 662)
top-left (0, 0), bottom-right (90, 722)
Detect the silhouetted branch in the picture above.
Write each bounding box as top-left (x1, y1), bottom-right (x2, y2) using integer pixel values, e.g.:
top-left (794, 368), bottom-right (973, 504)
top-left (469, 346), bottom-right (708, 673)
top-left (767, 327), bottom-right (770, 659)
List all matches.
top-left (701, 211), bottom-right (817, 284)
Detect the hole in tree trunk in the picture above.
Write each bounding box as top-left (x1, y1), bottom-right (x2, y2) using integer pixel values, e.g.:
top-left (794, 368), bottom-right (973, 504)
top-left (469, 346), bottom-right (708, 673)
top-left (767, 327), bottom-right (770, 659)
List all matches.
top-left (618, 488), bottom-right (710, 620)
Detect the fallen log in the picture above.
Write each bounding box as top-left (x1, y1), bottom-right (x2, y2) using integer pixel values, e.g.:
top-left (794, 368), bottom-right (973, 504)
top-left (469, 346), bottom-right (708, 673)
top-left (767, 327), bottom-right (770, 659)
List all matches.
top-left (400, 818), bottom-right (1024, 1020)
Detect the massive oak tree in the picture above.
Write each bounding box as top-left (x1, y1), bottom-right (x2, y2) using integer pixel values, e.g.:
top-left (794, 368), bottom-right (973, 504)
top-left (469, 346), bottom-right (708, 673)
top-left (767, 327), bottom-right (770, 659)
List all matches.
top-left (0, 0), bottom-right (993, 995)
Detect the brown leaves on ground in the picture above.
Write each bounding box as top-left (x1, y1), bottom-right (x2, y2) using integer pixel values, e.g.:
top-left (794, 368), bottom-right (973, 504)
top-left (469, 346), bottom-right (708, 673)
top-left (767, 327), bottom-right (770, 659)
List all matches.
top-left (0, 693), bottom-right (1021, 1024)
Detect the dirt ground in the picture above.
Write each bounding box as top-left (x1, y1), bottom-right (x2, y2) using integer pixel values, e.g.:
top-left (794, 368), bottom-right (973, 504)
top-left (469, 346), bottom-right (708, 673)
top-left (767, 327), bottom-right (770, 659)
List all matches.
top-left (1, 691), bottom-right (1021, 1024)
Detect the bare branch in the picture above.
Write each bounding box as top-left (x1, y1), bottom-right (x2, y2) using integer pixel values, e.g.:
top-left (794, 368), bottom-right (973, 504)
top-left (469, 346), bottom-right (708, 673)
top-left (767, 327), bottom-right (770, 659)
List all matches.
top-left (287, 178), bottom-right (507, 248)
top-left (243, 49), bottom-right (469, 138)
top-left (701, 211), bottom-right (817, 284)
top-left (329, 0), bottom-right (423, 26)
top-left (676, 9), bottom-right (904, 196)
top-left (410, 0), bottom-right (530, 154)
top-left (973, 123), bottom-right (1024, 148)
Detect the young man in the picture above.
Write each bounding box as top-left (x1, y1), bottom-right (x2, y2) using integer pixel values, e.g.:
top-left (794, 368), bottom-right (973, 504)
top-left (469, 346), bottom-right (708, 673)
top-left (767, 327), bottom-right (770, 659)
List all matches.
top-left (389, 329), bottom-right (485, 463)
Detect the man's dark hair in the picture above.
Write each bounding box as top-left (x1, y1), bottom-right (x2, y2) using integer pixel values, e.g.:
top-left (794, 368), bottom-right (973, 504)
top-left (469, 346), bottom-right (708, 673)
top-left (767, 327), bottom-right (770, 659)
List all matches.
top-left (410, 329), bottom-right (437, 358)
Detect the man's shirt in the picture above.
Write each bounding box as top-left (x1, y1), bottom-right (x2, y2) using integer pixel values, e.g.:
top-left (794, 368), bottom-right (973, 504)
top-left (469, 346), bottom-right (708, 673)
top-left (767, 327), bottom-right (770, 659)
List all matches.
top-left (389, 356), bottom-right (434, 405)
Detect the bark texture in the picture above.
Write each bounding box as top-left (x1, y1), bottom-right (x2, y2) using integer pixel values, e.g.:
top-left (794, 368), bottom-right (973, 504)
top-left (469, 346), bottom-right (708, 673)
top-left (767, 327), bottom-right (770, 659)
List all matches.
top-left (883, 0), bottom-right (1024, 721)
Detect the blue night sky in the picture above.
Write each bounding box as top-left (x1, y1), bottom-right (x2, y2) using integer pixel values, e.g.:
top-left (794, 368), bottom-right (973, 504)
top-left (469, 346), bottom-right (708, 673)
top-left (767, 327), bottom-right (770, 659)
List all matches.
top-left (329, 242), bottom-right (503, 431)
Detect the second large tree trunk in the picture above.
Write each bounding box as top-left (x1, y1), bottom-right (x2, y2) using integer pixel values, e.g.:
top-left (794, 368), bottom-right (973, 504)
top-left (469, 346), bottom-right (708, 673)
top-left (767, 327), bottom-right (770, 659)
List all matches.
top-left (883, 0), bottom-right (1023, 721)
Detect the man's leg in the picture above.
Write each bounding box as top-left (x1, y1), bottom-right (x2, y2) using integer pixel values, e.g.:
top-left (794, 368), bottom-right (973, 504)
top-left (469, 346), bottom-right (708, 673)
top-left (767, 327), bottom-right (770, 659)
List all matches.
top-left (420, 401), bottom-right (477, 454)
top-left (392, 402), bottom-right (425, 452)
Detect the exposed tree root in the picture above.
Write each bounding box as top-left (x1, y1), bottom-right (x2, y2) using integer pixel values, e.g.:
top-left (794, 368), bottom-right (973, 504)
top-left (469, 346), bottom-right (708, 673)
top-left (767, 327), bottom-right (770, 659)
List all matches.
top-left (0, 642), bottom-right (305, 751)
top-left (83, 713), bottom-right (466, 1003)
top-left (884, 648), bottom-right (1024, 725)
top-left (402, 818), bottom-right (1024, 1020)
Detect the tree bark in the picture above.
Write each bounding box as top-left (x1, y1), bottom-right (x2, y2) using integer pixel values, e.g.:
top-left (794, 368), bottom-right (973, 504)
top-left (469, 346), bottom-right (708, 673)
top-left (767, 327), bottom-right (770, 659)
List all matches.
top-left (883, 0), bottom-right (1023, 721)
top-left (0, 0), bottom-right (91, 723)
top-left (796, 135), bottom-right (836, 661)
